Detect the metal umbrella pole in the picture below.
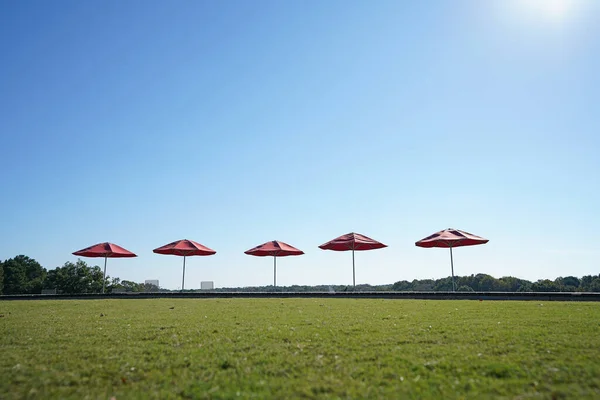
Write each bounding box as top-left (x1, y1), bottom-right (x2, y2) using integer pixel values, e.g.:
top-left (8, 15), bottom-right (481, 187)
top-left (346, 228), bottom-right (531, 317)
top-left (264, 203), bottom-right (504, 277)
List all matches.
top-left (352, 248), bottom-right (355, 288)
top-left (450, 247), bottom-right (456, 292)
top-left (102, 256), bottom-right (107, 294)
top-left (273, 256), bottom-right (277, 287)
top-left (181, 255), bottom-right (186, 292)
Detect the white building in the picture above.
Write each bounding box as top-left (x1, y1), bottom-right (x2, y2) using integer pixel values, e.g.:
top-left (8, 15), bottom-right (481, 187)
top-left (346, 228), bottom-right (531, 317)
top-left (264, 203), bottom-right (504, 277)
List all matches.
top-left (145, 279), bottom-right (159, 287)
top-left (200, 281), bottom-right (214, 290)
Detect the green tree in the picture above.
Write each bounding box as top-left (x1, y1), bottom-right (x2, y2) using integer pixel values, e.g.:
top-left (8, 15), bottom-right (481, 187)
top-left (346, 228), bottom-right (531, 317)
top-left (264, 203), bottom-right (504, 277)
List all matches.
top-left (554, 276), bottom-right (580, 292)
top-left (580, 275), bottom-right (595, 290)
top-left (588, 277), bottom-right (600, 292)
top-left (562, 276), bottom-right (580, 288)
top-left (516, 281), bottom-right (533, 292)
top-left (433, 277), bottom-right (454, 291)
top-left (1, 255), bottom-right (46, 294)
top-left (477, 274), bottom-right (498, 291)
top-left (45, 259), bottom-right (107, 294)
top-left (456, 275), bottom-right (474, 290)
top-left (498, 276), bottom-right (532, 292)
top-left (142, 282), bottom-right (160, 292)
top-left (531, 279), bottom-right (560, 292)
top-left (0, 261), bottom-right (4, 295)
top-left (2, 259), bottom-right (25, 294)
top-left (121, 280), bottom-right (143, 292)
top-left (411, 279), bottom-right (434, 291)
top-left (392, 280), bottom-right (412, 291)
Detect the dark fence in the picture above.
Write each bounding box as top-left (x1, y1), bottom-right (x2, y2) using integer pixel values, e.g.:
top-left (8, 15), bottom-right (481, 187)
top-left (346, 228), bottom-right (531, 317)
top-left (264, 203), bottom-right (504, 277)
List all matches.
top-left (1, 291), bottom-right (600, 301)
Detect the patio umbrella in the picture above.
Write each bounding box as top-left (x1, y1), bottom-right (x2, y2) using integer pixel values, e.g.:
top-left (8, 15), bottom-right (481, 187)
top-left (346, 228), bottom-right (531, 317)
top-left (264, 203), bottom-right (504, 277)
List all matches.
top-left (72, 242), bottom-right (137, 294)
top-left (415, 228), bottom-right (488, 291)
top-left (318, 232), bottom-right (387, 288)
top-left (244, 240), bottom-right (304, 287)
top-left (153, 239), bottom-right (216, 291)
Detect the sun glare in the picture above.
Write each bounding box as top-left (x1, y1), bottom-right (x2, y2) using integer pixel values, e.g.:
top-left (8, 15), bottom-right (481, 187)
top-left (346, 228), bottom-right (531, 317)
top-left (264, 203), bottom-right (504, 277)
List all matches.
top-left (502, 0), bottom-right (583, 25)
top-left (525, 0), bottom-right (573, 19)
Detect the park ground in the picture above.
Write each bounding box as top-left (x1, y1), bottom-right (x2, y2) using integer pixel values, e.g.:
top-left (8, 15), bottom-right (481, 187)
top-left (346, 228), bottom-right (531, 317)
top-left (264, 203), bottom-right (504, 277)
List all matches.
top-left (1, 298), bottom-right (599, 399)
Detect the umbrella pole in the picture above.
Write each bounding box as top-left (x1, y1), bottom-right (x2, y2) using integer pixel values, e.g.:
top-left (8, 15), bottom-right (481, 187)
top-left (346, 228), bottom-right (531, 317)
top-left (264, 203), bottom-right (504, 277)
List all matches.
top-left (352, 249), bottom-right (355, 289)
top-left (102, 256), bottom-right (107, 294)
top-left (182, 256), bottom-right (186, 292)
top-left (450, 247), bottom-right (455, 292)
top-left (274, 256), bottom-right (277, 287)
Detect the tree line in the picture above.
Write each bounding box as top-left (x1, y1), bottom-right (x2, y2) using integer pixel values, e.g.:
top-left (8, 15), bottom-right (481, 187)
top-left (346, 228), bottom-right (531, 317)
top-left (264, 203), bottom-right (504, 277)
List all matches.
top-left (390, 273), bottom-right (600, 292)
top-left (0, 255), bottom-right (158, 295)
top-left (1, 254), bottom-right (599, 294)
top-left (212, 274), bottom-right (600, 293)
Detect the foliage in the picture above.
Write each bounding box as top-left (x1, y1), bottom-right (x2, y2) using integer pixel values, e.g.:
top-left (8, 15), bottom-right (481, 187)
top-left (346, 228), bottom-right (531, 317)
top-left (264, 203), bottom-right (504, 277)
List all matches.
top-left (121, 280), bottom-right (143, 292)
top-left (44, 259), bottom-right (107, 294)
top-left (1, 299), bottom-right (599, 399)
top-left (0, 255), bottom-right (157, 295)
top-left (0, 255), bottom-right (46, 295)
top-left (1, 253), bottom-right (599, 294)
top-left (211, 284), bottom-right (392, 293)
top-left (392, 274), bottom-right (600, 293)
top-left (109, 279), bottom-right (160, 293)
top-left (531, 279), bottom-right (561, 292)
top-left (142, 282), bottom-right (160, 292)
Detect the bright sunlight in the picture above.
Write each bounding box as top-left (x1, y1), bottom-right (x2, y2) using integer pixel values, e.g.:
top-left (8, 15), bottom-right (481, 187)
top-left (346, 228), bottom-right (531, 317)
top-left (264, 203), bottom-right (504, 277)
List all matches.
top-left (526, 0), bottom-right (574, 18)
top-left (509, 0), bottom-right (581, 23)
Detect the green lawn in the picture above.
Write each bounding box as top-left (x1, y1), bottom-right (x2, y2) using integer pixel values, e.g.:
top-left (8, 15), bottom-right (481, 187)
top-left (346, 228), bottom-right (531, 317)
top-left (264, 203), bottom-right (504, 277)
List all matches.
top-left (1, 298), bottom-right (599, 399)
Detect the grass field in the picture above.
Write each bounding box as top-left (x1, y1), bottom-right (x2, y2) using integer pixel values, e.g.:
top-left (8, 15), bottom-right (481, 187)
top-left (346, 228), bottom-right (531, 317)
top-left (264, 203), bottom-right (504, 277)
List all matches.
top-left (1, 299), bottom-right (599, 399)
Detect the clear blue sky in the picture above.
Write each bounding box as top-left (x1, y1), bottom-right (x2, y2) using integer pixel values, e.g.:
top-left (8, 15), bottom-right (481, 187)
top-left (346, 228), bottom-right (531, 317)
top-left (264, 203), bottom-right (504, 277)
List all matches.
top-left (1, 0), bottom-right (598, 289)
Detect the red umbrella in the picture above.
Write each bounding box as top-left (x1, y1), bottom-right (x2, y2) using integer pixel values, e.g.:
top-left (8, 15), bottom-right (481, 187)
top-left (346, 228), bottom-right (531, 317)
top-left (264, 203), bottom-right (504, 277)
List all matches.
top-left (415, 228), bottom-right (489, 291)
top-left (244, 240), bottom-right (304, 287)
top-left (318, 232), bottom-right (387, 288)
top-left (153, 239), bottom-right (216, 291)
top-left (73, 242), bottom-right (137, 294)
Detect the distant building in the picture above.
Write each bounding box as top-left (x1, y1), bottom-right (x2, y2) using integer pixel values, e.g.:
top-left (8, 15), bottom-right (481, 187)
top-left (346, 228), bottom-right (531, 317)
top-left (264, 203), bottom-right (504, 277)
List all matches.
top-left (145, 279), bottom-right (159, 287)
top-left (200, 281), bottom-right (214, 290)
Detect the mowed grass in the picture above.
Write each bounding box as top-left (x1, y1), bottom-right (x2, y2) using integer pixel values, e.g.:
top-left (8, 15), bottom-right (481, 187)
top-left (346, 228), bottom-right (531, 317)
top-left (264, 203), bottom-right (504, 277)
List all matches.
top-left (1, 299), bottom-right (599, 399)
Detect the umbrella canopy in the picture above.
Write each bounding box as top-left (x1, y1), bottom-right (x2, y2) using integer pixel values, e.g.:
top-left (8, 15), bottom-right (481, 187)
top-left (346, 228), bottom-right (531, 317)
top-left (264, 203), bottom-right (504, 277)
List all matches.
top-left (415, 228), bottom-right (488, 249)
top-left (319, 232), bottom-right (387, 288)
top-left (72, 242), bottom-right (137, 294)
top-left (153, 239), bottom-right (216, 291)
top-left (73, 242), bottom-right (137, 258)
top-left (244, 240), bottom-right (304, 287)
top-left (319, 232), bottom-right (387, 251)
top-left (415, 228), bottom-right (489, 291)
top-left (154, 239), bottom-right (216, 256)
